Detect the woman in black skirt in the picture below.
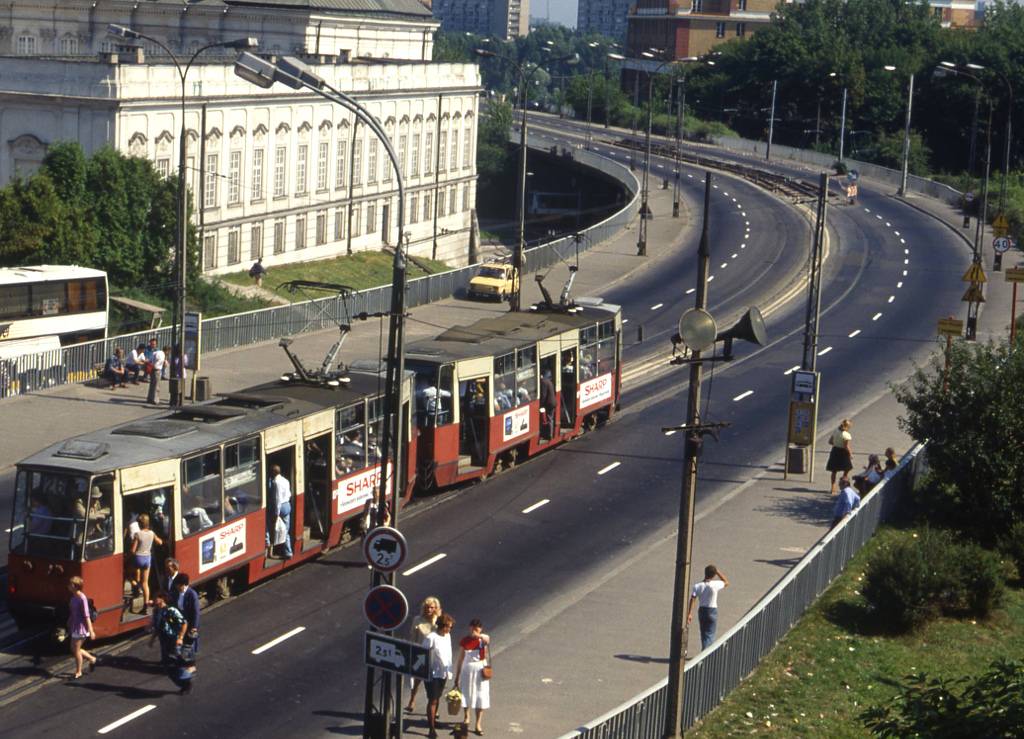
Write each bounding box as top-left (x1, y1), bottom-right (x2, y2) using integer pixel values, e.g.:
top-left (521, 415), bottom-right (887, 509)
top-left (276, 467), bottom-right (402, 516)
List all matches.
top-left (826, 419), bottom-right (853, 494)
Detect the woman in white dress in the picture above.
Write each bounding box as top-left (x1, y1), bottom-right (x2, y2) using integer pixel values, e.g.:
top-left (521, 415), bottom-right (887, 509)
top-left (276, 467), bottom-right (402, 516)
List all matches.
top-left (455, 619), bottom-right (490, 736)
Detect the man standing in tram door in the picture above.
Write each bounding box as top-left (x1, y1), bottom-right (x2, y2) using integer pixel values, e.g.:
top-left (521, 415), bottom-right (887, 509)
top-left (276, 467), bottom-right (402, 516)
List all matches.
top-left (267, 465), bottom-right (293, 559)
top-left (540, 370), bottom-right (556, 439)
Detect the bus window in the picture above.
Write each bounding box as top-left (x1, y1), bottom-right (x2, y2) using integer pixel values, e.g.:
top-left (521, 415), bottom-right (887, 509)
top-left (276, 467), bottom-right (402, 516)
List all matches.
top-left (85, 477), bottom-right (115, 559)
top-left (225, 438), bottom-right (261, 519)
top-left (493, 353), bottom-right (515, 414)
top-left (10, 469), bottom-right (89, 560)
top-left (32, 281), bottom-right (66, 316)
top-left (183, 450), bottom-right (222, 535)
top-left (516, 346), bottom-right (537, 405)
top-left (337, 401), bottom-right (368, 471)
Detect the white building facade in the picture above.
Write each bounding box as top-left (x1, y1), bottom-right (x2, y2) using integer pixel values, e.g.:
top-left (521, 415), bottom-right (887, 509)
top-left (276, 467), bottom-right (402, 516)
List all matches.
top-left (0, 0), bottom-right (482, 272)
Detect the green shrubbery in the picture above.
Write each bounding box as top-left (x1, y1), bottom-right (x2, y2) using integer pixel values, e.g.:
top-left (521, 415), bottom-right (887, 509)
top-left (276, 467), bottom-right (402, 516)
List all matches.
top-left (1002, 522), bottom-right (1024, 583)
top-left (861, 527), bottom-right (1005, 633)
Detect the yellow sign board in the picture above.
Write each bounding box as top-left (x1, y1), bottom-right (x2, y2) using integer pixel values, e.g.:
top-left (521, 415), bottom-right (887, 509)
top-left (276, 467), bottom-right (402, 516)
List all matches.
top-left (962, 282), bottom-right (985, 302)
top-left (937, 318), bottom-right (963, 337)
top-left (993, 212), bottom-right (1009, 229)
top-left (1005, 268), bottom-right (1024, 283)
top-left (788, 400), bottom-right (815, 446)
top-left (963, 263), bottom-right (986, 283)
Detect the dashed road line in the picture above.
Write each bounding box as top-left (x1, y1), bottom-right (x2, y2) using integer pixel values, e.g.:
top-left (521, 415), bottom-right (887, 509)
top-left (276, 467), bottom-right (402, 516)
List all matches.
top-left (598, 462), bottom-right (621, 475)
top-left (733, 390), bottom-right (754, 401)
top-left (252, 627), bottom-right (306, 655)
top-left (98, 706), bottom-right (158, 735)
top-left (403, 553), bottom-right (447, 576)
top-left (818, 347), bottom-right (833, 356)
top-left (522, 500), bottom-right (550, 514)
top-left (849, 330), bottom-right (861, 338)
top-left (872, 313), bottom-right (883, 321)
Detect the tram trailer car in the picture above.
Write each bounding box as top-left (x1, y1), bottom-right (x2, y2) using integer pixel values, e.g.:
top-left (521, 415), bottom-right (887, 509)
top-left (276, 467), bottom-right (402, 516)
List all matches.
top-left (406, 298), bottom-right (621, 489)
top-left (7, 371), bottom-right (416, 639)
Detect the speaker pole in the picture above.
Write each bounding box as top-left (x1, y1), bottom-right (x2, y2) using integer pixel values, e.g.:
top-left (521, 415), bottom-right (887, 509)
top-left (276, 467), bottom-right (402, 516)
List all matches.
top-left (802, 173), bottom-right (829, 372)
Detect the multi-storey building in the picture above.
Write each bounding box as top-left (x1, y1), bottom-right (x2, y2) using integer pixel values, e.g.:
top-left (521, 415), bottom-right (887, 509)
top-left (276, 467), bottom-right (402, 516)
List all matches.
top-left (430, 0), bottom-right (530, 40)
top-left (627, 0), bottom-right (774, 60)
top-left (0, 0), bottom-right (481, 273)
top-left (577, 0), bottom-right (631, 40)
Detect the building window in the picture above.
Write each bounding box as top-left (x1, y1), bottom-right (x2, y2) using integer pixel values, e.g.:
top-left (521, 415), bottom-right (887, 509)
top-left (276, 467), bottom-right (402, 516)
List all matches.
top-left (423, 192), bottom-right (432, 222)
top-left (352, 207), bottom-right (362, 237)
top-left (449, 186), bottom-right (457, 216)
top-left (411, 133), bottom-right (421, 177)
top-left (367, 139), bottom-right (378, 184)
top-left (398, 134), bottom-right (407, 178)
top-left (438, 131), bottom-right (447, 173)
top-left (316, 211), bottom-right (327, 245)
top-left (251, 223), bottom-right (263, 260)
top-left (367, 202), bottom-right (377, 234)
top-left (295, 215), bottom-right (306, 249)
top-left (463, 126), bottom-right (472, 169)
top-left (438, 189), bottom-right (447, 217)
top-left (463, 184), bottom-right (470, 212)
top-left (736, 22), bottom-right (746, 37)
top-left (716, 22), bottom-right (725, 37)
top-left (335, 207), bottom-right (346, 241)
top-left (409, 194), bottom-right (418, 224)
top-left (227, 229), bottom-right (241, 265)
top-left (317, 141), bottom-right (329, 191)
top-left (203, 233), bottom-right (217, 270)
top-left (228, 151), bottom-right (241, 205)
top-left (59, 38), bottom-right (79, 55)
top-left (692, 0), bottom-right (703, 11)
top-left (252, 149), bottom-right (264, 201)
top-left (382, 140), bottom-right (392, 183)
top-left (296, 144), bottom-right (308, 194)
top-left (737, 0), bottom-right (746, 9)
top-left (450, 129), bottom-right (459, 171)
top-left (336, 137), bottom-right (347, 189)
top-left (204, 154), bottom-right (218, 209)
top-left (16, 36), bottom-right (37, 55)
top-left (353, 139), bottom-right (363, 185)
top-left (274, 146), bottom-right (286, 197)
top-left (424, 132), bottom-right (433, 175)
top-left (274, 219), bottom-right (285, 254)
top-left (156, 158), bottom-right (170, 179)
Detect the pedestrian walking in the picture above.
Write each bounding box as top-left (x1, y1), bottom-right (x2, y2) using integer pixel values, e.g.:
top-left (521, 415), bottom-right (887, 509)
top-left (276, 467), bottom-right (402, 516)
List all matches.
top-left (249, 258), bottom-right (268, 287)
top-left (149, 590), bottom-right (196, 695)
top-left (168, 572), bottom-right (201, 654)
top-left (686, 565), bottom-right (729, 651)
top-left (831, 477), bottom-right (861, 529)
top-left (826, 419), bottom-right (853, 494)
top-left (67, 576), bottom-right (98, 679)
top-left (455, 619), bottom-right (490, 736)
top-left (423, 612), bottom-right (455, 738)
top-left (406, 596), bottom-right (442, 713)
top-left (147, 345), bottom-right (167, 405)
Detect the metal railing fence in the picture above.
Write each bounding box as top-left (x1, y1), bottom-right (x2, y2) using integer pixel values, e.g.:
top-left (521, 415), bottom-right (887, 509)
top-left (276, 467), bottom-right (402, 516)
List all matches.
top-left (0, 136), bottom-right (638, 399)
top-left (557, 443), bottom-right (927, 739)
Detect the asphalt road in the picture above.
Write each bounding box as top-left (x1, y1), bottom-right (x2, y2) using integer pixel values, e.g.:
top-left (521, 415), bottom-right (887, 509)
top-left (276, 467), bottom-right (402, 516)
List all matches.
top-left (0, 120), bottom-right (968, 737)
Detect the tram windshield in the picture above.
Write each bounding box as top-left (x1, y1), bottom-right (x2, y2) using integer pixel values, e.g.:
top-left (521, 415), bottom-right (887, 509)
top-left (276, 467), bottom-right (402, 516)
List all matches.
top-left (10, 469), bottom-right (115, 560)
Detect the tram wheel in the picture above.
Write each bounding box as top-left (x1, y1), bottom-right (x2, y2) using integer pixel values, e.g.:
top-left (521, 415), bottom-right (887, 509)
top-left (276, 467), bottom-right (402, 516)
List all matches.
top-left (490, 456), bottom-right (505, 477)
top-left (506, 448), bottom-right (518, 469)
top-left (583, 414), bottom-right (598, 433)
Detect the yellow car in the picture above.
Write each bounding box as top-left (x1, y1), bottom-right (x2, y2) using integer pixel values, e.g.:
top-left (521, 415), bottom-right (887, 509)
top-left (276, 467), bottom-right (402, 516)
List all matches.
top-left (468, 261), bottom-right (519, 301)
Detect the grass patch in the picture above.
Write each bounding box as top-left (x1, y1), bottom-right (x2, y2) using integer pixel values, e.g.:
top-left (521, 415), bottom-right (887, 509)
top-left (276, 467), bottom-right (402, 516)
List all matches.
top-left (689, 526), bottom-right (1024, 738)
top-left (218, 251), bottom-right (451, 301)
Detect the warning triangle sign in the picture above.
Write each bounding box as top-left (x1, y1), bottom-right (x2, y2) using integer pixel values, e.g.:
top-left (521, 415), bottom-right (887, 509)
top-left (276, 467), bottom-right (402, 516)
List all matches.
top-left (994, 213), bottom-right (1009, 230)
top-left (962, 282), bottom-right (985, 302)
top-left (963, 263), bottom-right (986, 283)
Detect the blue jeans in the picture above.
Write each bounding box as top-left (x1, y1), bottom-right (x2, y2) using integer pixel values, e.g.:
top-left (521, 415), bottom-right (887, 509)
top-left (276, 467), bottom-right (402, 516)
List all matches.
top-left (698, 606), bottom-right (718, 650)
top-left (267, 501), bottom-right (293, 559)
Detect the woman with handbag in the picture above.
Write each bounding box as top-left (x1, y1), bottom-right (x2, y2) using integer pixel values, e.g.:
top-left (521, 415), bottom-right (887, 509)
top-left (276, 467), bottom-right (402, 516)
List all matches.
top-left (454, 619), bottom-right (490, 736)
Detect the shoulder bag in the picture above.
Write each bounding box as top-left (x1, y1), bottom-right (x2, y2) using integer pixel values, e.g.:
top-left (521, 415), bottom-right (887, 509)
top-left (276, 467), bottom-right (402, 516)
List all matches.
top-left (481, 640), bottom-right (492, 680)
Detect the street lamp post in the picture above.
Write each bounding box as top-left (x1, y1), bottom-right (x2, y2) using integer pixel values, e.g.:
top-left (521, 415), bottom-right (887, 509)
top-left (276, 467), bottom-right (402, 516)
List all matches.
top-left (828, 72), bottom-right (848, 162)
top-left (966, 62), bottom-right (1013, 216)
top-left (106, 25), bottom-right (258, 406)
top-left (474, 48), bottom-right (579, 312)
top-left (233, 52), bottom-right (409, 738)
top-left (885, 66), bottom-right (915, 197)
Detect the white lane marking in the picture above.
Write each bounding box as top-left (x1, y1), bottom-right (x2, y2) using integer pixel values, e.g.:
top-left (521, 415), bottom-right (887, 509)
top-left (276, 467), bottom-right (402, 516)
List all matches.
top-left (849, 329), bottom-right (861, 338)
top-left (741, 211), bottom-right (746, 216)
top-left (522, 499), bottom-right (550, 514)
top-left (740, 243), bottom-right (746, 249)
top-left (894, 231), bottom-right (900, 236)
top-left (904, 249), bottom-right (909, 254)
top-left (622, 318), bottom-right (629, 323)
top-left (403, 553), bottom-right (447, 576)
top-left (886, 222), bottom-right (891, 227)
top-left (864, 208), bottom-right (871, 213)
top-left (731, 253), bottom-right (738, 259)
top-left (720, 263), bottom-right (728, 269)
top-left (888, 296), bottom-right (895, 303)
top-left (733, 390), bottom-right (754, 401)
top-left (686, 288), bottom-right (695, 294)
top-left (784, 365), bottom-right (801, 375)
top-left (707, 275), bottom-right (715, 282)
top-left (252, 627), bottom-right (306, 655)
top-left (99, 706), bottom-right (158, 735)
top-left (598, 462), bottom-right (621, 475)
top-left (664, 429), bottom-right (678, 436)
top-left (745, 221), bottom-right (750, 225)
top-left (903, 270), bottom-right (908, 276)
top-left (900, 238), bottom-right (906, 244)
top-left (687, 173), bottom-right (693, 178)
top-left (904, 259), bottom-right (909, 265)
top-left (650, 303), bottom-right (663, 311)
top-left (872, 313), bottom-right (883, 321)
top-left (818, 346), bottom-right (833, 356)
top-left (876, 214), bottom-right (883, 220)
top-left (897, 281), bottom-right (903, 288)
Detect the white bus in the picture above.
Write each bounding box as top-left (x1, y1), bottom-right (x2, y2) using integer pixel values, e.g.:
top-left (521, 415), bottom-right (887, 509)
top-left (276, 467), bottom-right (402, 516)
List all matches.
top-left (0, 265), bottom-right (108, 360)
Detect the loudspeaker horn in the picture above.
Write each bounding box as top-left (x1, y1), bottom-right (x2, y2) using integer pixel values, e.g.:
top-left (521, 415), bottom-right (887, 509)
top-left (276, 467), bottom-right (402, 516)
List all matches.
top-left (716, 306), bottom-right (767, 358)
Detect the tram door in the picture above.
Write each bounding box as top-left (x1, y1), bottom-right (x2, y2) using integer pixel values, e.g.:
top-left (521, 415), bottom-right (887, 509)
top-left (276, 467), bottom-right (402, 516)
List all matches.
top-left (458, 377), bottom-right (490, 469)
top-left (539, 354), bottom-right (558, 439)
top-left (120, 485), bottom-right (174, 621)
top-left (265, 446), bottom-right (296, 556)
top-left (303, 433), bottom-right (331, 542)
top-left (561, 347), bottom-right (578, 429)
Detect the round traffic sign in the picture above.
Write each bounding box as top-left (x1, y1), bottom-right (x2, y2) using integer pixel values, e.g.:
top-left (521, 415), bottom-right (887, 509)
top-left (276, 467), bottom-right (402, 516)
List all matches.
top-left (364, 585), bottom-right (409, 631)
top-left (993, 236), bottom-right (1011, 253)
top-left (363, 526), bottom-right (408, 572)
top-left (964, 191), bottom-right (975, 203)
top-left (846, 169), bottom-right (859, 183)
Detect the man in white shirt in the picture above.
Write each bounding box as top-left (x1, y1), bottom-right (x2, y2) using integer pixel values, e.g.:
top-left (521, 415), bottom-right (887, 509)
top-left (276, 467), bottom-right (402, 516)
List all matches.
top-left (686, 564), bottom-right (729, 651)
top-left (266, 465), bottom-right (293, 559)
top-left (147, 345), bottom-right (167, 405)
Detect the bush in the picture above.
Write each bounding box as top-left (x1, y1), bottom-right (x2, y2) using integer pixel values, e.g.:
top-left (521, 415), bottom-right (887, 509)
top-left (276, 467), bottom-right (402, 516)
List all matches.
top-left (861, 528), bottom-right (1004, 633)
top-left (1002, 522), bottom-right (1024, 583)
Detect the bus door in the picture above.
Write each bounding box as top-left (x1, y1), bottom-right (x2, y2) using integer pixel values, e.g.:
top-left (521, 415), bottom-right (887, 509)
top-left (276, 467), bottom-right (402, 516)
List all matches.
top-left (561, 347), bottom-right (578, 429)
top-left (458, 376), bottom-right (490, 470)
top-left (265, 446), bottom-right (296, 559)
top-left (539, 354), bottom-right (558, 439)
top-left (303, 432), bottom-right (331, 542)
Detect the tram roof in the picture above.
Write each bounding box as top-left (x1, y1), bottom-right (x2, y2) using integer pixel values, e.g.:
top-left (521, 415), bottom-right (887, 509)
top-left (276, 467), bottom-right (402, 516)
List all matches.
top-left (405, 302), bottom-right (619, 363)
top-left (17, 370), bottom-right (406, 476)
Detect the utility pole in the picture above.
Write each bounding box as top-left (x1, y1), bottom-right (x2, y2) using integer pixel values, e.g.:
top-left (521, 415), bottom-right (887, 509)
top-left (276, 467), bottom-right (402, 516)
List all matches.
top-left (766, 80), bottom-right (777, 161)
top-left (802, 173), bottom-right (829, 373)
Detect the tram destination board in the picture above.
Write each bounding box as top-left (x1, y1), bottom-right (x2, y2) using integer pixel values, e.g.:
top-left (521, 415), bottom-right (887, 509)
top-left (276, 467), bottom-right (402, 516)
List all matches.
top-left (365, 632), bottom-right (432, 679)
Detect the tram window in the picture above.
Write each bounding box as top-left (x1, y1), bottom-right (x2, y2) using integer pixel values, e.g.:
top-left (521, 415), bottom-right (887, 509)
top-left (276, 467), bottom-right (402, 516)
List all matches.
top-left (366, 396), bottom-right (384, 466)
top-left (183, 450), bottom-right (223, 536)
top-left (11, 469), bottom-right (90, 559)
top-left (596, 320), bottom-right (616, 375)
top-left (493, 354), bottom-right (515, 414)
top-left (410, 362), bottom-right (454, 427)
top-left (579, 326), bottom-right (598, 379)
top-left (85, 478), bottom-right (115, 559)
top-left (225, 438), bottom-right (261, 520)
top-left (337, 401), bottom-right (368, 471)
top-left (515, 347), bottom-right (537, 406)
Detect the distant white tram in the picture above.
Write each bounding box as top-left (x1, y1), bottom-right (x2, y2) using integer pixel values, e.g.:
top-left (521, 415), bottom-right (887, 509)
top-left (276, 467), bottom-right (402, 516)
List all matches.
top-left (0, 265), bottom-right (108, 360)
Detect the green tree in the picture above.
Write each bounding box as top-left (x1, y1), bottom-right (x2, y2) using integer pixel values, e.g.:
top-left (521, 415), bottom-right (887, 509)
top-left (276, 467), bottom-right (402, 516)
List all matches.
top-left (476, 100), bottom-right (516, 190)
top-left (893, 338), bottom-right (1024, 539)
